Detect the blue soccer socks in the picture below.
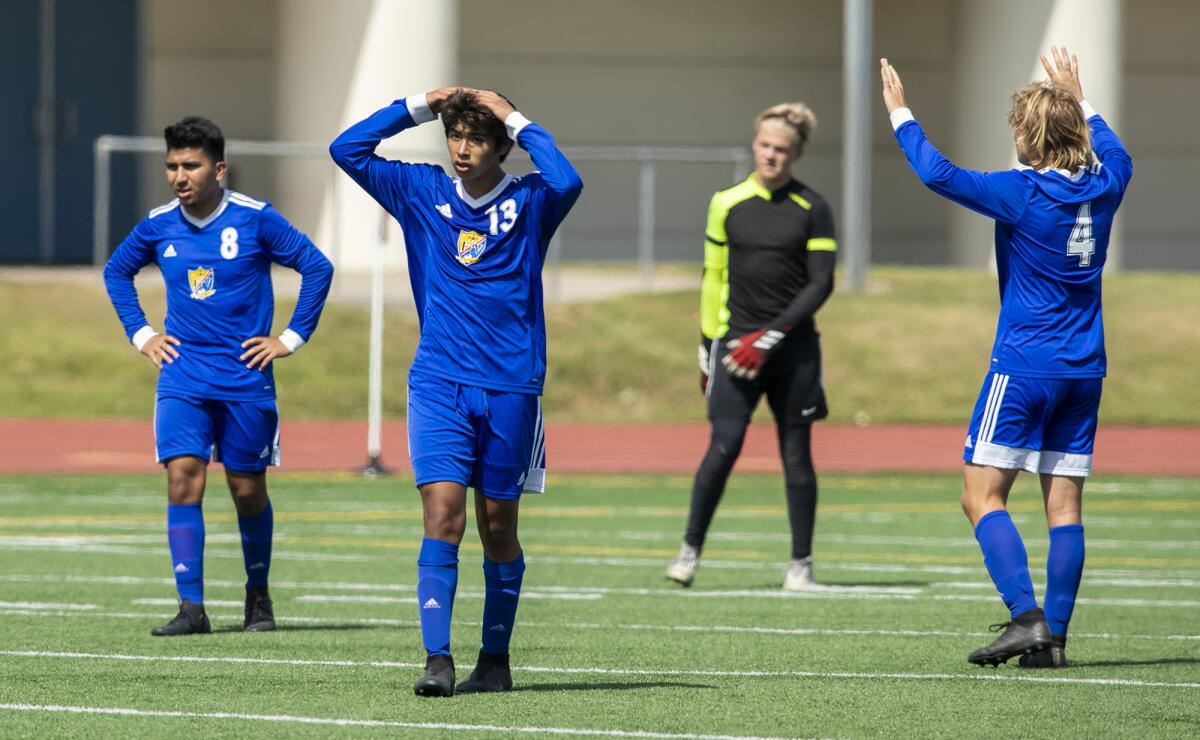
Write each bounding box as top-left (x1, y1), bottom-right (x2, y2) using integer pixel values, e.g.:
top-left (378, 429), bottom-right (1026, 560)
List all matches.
top-left (237, 500), bottom-right (274, 589)
top-left (417, 538), bottom-right (460, 657)
top-left (167, 503), bottom-right (205, 604)
top-left (974, 509), bottom-right (1038, 619)
top-left (481, 553), bottom-right (526, 655)
top-left (1044, 523), bottom-right (1085, 637)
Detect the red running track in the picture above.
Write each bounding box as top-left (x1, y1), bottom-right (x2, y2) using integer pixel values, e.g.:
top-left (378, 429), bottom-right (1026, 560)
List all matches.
top-left (1, 419), bottom-right (1196, 477)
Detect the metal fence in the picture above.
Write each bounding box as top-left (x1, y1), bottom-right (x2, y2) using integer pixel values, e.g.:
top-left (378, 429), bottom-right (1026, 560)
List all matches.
top-left (93, 134), bottom-right (751, 290)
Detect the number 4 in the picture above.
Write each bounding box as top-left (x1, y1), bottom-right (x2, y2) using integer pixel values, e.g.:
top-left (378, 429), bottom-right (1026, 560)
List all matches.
top-left (1067, 202), bottom-right (1095, 267)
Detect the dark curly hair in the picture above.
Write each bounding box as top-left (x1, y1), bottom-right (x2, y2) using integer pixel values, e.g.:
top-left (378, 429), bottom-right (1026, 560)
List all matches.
top-left (441, 90), bottom-right (515, 162)
top-left (164, 116), bottom-right (225, 163)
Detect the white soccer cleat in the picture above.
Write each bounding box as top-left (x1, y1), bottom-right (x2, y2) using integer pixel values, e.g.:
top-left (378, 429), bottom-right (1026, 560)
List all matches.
top-left (782, 556), bottom-right (816, 591)
top-left (665, 542), bottom-right (700, 587)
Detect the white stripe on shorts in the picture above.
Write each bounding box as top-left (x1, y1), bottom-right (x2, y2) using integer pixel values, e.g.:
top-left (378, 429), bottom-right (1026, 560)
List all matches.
top-left (980, 373), bottom-right (1009, 444)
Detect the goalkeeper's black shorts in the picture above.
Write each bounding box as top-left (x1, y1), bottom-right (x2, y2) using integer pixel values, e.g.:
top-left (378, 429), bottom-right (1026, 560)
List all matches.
top-left (705, 331), bottom-right (828, 424)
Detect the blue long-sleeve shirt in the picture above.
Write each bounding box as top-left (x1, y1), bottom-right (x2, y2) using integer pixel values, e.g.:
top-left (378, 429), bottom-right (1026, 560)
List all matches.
top-left (330, 95), bottom-right (583, 394)
top-left (891, 102), bottom-right (1132, 378)
top-left (103, 189), bottom-right (334, 400)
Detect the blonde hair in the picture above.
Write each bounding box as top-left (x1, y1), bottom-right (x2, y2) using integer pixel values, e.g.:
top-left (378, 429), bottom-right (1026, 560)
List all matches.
top-left (1007, 82), bottom-right (1092, 170)
top-left (755, 102), bottom-right (817, 153)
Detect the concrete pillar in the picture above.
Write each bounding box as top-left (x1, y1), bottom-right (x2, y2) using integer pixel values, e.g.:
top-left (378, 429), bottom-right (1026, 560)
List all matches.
top-left (948, 0), bottom-right (1122, 268)
top-left (275, 0), bottom-right (458, 274)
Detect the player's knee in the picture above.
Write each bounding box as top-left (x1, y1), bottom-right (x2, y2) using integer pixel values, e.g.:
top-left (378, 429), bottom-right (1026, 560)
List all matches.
top-left (424, 507), bottom-right (466, 543)
top-left (479, 518), bottom-right (518, 554)
top-left (709, 420), bottom-right (748, 460)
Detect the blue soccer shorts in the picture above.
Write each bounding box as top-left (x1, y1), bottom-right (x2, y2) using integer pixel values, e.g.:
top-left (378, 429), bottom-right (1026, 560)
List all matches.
top-left (155, 395), bottom-right (280, 474)
top-left (963, 372), bottom-right (1103, 476)
top-left (407, 375), bottom-right (545, 501)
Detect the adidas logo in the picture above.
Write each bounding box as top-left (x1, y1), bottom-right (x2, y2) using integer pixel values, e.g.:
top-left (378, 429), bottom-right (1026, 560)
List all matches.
top-left (164, 244), bottom-right (177, 257)
top-left (248, 561), bottom-right (266, 570)
top-left (435, 203), bottom-right (452, 219)
top-left (173, 563), bottom-right (189, 574)
top-left (259, 446), bottom-right (271, 458)
top-left (422, 598), bottom-right (441, 609)
top-left (489, 623), bottom-right (507, 632)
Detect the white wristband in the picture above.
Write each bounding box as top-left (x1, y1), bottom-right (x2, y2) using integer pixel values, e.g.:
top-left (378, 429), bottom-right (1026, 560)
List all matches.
top-left (279, 329), bottom-right (306, 353)
top-left (131, 326), bottom-right (158, 352)
top-left (1079, 100), bottom-right (1098, 120)
top-left (406, 93), bottom-right (436, 125)
top-left (504, 111), bottom-right (532, 140)
top-left (890, 107), bottom-right (916, 131)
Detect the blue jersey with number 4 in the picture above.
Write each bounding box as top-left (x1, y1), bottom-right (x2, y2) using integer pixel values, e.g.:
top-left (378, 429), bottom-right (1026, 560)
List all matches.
top-left (103, 190), bottom-right (334, 400)
top-left (894, 106), bottom-right (1132, 378)
top-left (330, 96), bottom-right (582, 394)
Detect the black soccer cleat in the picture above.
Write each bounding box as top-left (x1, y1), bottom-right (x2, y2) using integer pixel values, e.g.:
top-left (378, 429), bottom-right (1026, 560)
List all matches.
top-left (151, 599), bottom-right (212, 636)
top-left (967, 608), bottom-right (1052, 667)
top-left (1019, 633), bottom-right (1068, 668)
top-left (455, 651), bottom-right (514, 694)
top-left (243, 587), bottom-right (276, 632)
top-left (413, 654), bottom-right (455, 697)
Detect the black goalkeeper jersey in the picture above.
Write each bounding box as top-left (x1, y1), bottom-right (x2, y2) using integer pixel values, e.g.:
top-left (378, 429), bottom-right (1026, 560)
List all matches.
top-left (700, 175), bottom-right (837, 341)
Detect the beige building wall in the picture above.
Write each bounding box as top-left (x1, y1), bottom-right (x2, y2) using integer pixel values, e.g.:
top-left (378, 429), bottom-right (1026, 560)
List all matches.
top-left (138, 0), bottom-right (279, 212)
top-left (134, 0), bottom-right (1200, 271)
top-left (459, 0), bottom-right (957, 265)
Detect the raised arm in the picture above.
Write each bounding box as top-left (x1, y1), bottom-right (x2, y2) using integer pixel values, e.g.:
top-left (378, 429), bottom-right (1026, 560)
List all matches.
top-left (1041, 46), bottom-right (1132, 191)
top-left (880, 58), bottom-right (1030, 223)
top-left (328, 88), bottom-right (456, 213)
top-left (472, 89), bottom-right (584, 237)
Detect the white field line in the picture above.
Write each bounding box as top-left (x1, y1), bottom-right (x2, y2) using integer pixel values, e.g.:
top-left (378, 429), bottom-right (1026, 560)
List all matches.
top-left (14, 527), bottom-right (1195, 551)
top-left (2, 652), bottom-right (1199, 691)
top-left (0, 539), bottom-right (372, 562)
top-left (0, 601), bottom-right (95, 611)
top-left (940, 578), bottom-right (1200, 590)
top-left (131, 598), bottom-right (244, 608)
top-left (0, 703), bottom-right (789, 740)
top-left (0, 608), bottom-right (1197, 643)
top-left (298, 591), bottom-right (604, 602)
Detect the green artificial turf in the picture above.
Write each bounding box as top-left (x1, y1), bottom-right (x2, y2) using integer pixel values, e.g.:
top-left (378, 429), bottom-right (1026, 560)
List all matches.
top-left (0, 472), bottom-right (1196, 738)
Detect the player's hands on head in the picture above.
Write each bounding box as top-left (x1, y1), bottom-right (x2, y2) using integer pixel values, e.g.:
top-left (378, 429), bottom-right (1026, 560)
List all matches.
top-left (141, 334), bottom-right (181, 369)
top-left (240, 336), bottom-right (292, 371)
top-left (721, 328), bottom-right (785, 381)
top-left (879, 58), bottom-right (907, 114)
top-left (426, 87), bottom-right (462, 115)
top-left (467, 89), bottom-right (517, 121)
top-left (1041, 46), bottom-right (1084, 101)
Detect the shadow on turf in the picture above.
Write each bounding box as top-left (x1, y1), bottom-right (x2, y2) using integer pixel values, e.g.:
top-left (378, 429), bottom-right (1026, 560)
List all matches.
top-left (514, 681), bottom-right (716, 693)
top-left (211, 624), bottom-right (389, 634)
top-left (1069, 657), bottom-right (1200, 668)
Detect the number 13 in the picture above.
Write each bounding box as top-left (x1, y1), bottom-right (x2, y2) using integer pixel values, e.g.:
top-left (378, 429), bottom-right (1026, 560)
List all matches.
top-left (486, 199), bottom-right (517, 236)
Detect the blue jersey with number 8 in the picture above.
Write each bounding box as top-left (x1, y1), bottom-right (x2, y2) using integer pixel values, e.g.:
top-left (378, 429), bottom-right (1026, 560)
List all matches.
top-left (894, 105), bottom-right (1132, 378)
top-left (104, 190), bottom-right (334, 400)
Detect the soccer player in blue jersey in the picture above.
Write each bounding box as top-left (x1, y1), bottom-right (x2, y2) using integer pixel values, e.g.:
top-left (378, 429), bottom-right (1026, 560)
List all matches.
top-left (104, 116), bottom-right (334, 636)
top-left (882, 48), bottom-right (1132, 667)
top-left (331, 88), bottom-right (582, 696)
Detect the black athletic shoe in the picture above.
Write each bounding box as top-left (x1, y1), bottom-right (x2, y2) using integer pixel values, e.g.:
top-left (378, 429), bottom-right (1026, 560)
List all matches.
top-left (455, 651), bottom-right (514, 693)
top-left (413, 654), bottom-right (455, 697)
top-left (151, 599), bottom-right (211, 636)
top-left (243, 587), bottom-right (276, 632)
top-left (1019, 633), bottom-right (1068, 668)
top-left (967, 608), bottom-right (1052, 667)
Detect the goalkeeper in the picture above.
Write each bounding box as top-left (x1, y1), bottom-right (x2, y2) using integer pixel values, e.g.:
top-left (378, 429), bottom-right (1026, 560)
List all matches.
top-left (666, 102), bottom-right (836, 591)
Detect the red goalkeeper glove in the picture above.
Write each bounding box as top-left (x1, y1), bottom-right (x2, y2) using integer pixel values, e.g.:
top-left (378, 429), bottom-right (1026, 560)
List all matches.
top-left (722, 328), bottom-right (785, 380)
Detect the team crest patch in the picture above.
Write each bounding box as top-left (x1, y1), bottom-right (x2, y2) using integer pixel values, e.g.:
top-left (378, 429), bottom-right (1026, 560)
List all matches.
top-left (456, 229), bottom-right (487, 265)
top-left (188, 267), bottom-right (216, 300)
